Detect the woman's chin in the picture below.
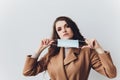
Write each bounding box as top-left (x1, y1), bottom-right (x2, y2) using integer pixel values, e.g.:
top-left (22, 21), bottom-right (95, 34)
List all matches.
top-left (61, 37), bottom-right (71, 40)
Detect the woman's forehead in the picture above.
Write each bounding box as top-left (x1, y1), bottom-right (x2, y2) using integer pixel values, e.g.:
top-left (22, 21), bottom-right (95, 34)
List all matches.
top-left (55, 21), bottom-right (67, 27)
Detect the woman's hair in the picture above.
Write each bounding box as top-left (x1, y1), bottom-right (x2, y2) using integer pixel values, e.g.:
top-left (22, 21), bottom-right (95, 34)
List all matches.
top-left (44, 16), bottom-right (86, 67)
top-left (52, 16), bottom-right (85, 40)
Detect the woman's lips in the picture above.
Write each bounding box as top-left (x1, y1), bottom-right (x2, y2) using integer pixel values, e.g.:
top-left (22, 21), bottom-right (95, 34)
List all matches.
top-left (63, 33), bottom-right (68, 36)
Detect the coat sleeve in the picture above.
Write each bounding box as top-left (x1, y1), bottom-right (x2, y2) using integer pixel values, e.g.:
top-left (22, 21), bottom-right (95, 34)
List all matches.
top-left (90, 50), bottom-right (117, 78)
top-left (23, 55), bottom-right (48, 76)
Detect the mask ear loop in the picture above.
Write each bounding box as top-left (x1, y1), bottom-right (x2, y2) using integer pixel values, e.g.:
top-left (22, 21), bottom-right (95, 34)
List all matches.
top-left (50, 39), bottom-right (58, 46)
top-left (78, 40), bottom-right (85, 42)
top-left (78, 40), bottom-right (86, 48)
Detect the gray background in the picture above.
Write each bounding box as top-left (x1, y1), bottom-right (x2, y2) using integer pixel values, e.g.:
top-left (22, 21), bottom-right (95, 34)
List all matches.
top-left (0, 0), bottom-right (120, 80)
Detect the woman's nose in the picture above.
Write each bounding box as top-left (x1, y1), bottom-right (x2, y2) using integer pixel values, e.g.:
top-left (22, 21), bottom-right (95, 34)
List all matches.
top-left (62, 28), bottom-right (67, 32)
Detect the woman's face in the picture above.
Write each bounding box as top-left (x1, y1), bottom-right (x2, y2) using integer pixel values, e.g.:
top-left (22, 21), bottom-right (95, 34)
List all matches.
top-left (55, 20), bottom-right (74, 39)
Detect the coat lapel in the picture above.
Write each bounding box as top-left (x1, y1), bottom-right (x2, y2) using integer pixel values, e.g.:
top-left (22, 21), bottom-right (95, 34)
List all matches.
top-left (51, 47), bottom-right (80, 80)
top-left (64, 48), bottom-right (80, 65)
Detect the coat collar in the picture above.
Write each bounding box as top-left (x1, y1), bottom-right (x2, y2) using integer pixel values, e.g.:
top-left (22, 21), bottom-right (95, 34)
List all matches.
top-left (50, 47), bottom-right (80, 80)
top-left (63, 47), bottom-right (80, 65)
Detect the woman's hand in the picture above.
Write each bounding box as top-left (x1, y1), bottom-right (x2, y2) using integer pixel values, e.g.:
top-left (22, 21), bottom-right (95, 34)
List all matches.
top-left (32, 39), bottom-right (54, 59)
top-left (85, 39), bottom-right (105, 54)
top-left (40, 39), bottom-right (54, 49)
top-left (36, 39), bottom-right (54, 53)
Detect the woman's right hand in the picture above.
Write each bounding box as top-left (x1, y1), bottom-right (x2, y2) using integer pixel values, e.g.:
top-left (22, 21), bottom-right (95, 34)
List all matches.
top-left (37, 39), bottom-right (54, 53)
top-left (41, 39), bottom-right (54, 48)
top-left (32, 39), bottom-right (54, 59)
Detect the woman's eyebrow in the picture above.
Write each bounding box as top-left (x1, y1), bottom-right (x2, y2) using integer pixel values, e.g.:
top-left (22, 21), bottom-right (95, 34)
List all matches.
top-left (64, 23), bottom-right (68, 26)
top-left (56, 26), bottom-right (61, 29)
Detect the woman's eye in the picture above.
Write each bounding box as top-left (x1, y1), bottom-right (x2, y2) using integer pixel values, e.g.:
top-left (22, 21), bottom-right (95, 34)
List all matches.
top-left (57, 28), bottom-right (61, 31)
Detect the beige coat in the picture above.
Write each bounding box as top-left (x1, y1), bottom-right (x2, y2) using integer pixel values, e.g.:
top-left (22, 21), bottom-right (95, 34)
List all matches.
top-left (23, 47), bottom-right (116, 80)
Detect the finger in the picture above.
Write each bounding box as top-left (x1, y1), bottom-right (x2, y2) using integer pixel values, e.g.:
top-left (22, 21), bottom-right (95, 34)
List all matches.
top-left (42, 39), bottom-right (48, 45)
top-left (41, 40), bottom-right (44, 45)
top-left (48, 41), bottom-right (54, 46)
top-left (85, 39), bottom-right (88, 44)
top-left (86, 39), bottom-right (95, 48)
top-left (45, 39), bottom-right (49, 44)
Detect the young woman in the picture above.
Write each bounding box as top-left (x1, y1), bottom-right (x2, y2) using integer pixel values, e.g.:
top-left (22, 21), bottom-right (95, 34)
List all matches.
top-left (23, 16), bottom-right (117, 80)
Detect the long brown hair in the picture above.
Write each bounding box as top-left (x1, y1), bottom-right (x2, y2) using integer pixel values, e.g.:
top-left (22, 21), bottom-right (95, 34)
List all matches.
top-left (44, 16), bottom-right (86, 67)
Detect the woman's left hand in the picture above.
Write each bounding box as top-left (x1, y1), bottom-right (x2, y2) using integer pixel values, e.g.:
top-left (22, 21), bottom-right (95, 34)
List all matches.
top-left (85, 39), bottom-right (105, 54)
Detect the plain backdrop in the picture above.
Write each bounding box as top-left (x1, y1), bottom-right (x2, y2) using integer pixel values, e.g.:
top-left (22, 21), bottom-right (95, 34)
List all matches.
top-left (0, 0), bottom-right (120, 80)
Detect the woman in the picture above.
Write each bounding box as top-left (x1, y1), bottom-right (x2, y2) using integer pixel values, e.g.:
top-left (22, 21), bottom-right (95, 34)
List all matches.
top-left (23, 16), bottom-right (117, 80)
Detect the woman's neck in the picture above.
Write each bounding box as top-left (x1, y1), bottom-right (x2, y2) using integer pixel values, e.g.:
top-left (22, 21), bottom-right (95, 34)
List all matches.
top-left (64, 47), bottom-right (70, 57)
